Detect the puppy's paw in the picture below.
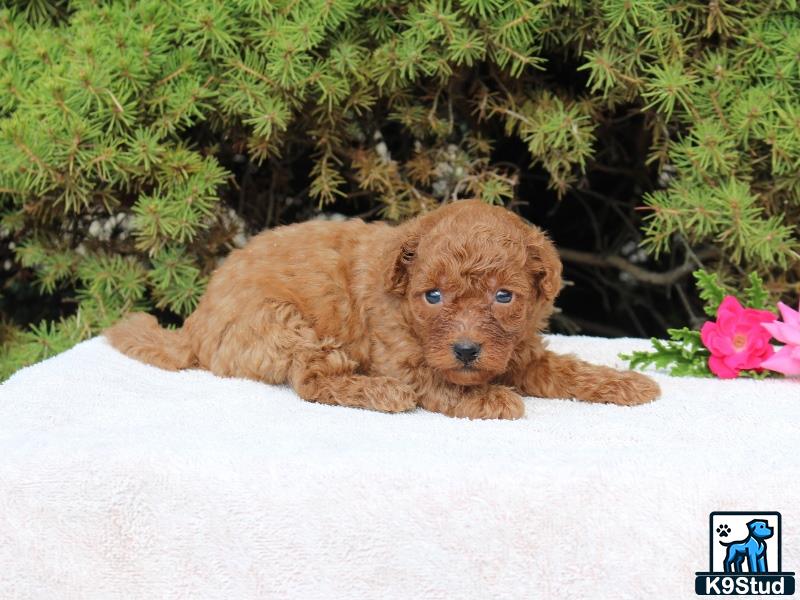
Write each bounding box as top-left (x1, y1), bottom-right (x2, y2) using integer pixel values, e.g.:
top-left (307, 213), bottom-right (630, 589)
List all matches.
top-left (359, 377), bottom-right (418, 413)
top-left (590, 370), bottom-right (660, 406)
top-left (454, 386), bottom-right (525, 420)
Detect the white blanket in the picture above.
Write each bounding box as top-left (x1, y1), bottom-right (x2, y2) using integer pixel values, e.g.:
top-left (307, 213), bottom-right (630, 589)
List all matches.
top-left (1, 335), bottom-right (798, 599)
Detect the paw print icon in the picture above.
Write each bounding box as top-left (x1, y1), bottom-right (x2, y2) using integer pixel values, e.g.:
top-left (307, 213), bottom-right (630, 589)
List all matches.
top-left (716, 524), bottom-right (731, 537)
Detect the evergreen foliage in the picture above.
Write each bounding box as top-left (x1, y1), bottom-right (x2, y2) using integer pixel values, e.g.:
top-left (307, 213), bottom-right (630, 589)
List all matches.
top-left (1, 0), bottom-right (799, 378)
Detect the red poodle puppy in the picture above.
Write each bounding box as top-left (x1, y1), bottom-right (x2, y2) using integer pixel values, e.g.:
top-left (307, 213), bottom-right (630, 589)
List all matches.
top-left (106, 200), bottom-right (660, 419)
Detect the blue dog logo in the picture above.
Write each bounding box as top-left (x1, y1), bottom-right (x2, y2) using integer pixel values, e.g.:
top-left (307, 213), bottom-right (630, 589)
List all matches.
top-left (720, 519), bottom-right (773, 574)
top-left (695, 511), bottom-right (795, 595)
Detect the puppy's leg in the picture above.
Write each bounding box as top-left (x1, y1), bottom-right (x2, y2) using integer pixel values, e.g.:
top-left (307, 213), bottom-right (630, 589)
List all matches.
top-left (204, 300), bottom-right (416, 413)
top-left (285, 329), bottom-right (417, 414)
top-left (418, 381), bottom-right (525, 420)
top-left (291, 369), bottom-right (418, 414)
top-left (513, 350), bottom-right (660, 406)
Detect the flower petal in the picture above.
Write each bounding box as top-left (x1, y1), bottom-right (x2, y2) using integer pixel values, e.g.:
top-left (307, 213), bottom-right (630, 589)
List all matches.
top-left (761, 346), bottom-right (800, 376)
top-left (746, 336), bottom-right (773, 360)
top-left (747, 308), bottom-right (778, 323)
top-left (762, 321), bottom-right (781, 339)
top-left (709, 355), bottom-right (739, 378)
top-left (715, 296), bottom-right (743, 335)
top-left (701, 322), bottom-right (734, 355)
top-left (718, 295), bottom-right (743, 314)
top-left (724, 351), bottom-right (756, 370)
top-left (777, 302), bottom-right (800, 329)
top-left (762, 321), bottom-right (800, 345)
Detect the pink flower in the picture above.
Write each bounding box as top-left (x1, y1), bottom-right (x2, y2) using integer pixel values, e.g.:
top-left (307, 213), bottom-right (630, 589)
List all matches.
top-left (700, 296), bottom-right (776, 379)
top-left (760, 302), bottom-right (800, 376)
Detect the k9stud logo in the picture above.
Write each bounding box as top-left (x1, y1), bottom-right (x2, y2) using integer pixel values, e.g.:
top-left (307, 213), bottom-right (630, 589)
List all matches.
top-left (695, 512), bottom-right (795, 595)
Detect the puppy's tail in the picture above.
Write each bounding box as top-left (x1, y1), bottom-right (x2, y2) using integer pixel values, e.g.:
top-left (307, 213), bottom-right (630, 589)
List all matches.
top-left (105, 312), bottom-right (195, 371)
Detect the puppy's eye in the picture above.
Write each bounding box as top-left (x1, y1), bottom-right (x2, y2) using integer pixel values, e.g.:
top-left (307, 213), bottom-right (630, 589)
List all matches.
top-left (495, 289), bottom-right (513, 303)
top-left (424, 289), bottom-right (442, 304)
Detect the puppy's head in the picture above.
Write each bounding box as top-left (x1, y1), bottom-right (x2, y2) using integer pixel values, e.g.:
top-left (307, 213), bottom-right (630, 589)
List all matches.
top-left (385, 200), bottom-right (561, 386)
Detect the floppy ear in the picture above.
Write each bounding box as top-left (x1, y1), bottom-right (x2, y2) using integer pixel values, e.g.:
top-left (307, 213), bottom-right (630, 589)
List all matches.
top-left (384, 230), bottom-right (420, 295)
top-left (383, 206), bottom-right (450, 294)
top-left (526, 228), bottom-right (562, 304)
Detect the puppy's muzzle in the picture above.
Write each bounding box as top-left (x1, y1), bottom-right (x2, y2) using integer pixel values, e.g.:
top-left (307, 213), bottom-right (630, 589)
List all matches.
top-left (452, 340), bottom-right (481, 366)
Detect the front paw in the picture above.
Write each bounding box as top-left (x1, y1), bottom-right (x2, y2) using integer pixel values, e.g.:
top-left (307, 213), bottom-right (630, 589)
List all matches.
top-left (453, 386), bottom-right (525, 420)
top-left (362, 377), bottom-right (419, 413)
top-left (592, 370), bottom-right (660, 406)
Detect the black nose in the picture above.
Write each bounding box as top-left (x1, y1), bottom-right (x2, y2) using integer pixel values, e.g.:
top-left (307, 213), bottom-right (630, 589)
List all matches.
top-left (452, 340), bottom-right (481, 365)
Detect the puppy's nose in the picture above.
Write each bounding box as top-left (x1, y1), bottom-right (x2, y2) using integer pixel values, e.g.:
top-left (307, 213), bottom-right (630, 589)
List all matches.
top-left (453, 340), bottom-right (481, 365)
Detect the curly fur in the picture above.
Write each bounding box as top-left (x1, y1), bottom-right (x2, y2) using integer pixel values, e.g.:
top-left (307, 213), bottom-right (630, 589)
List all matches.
top-left (106, 200), bottom-right (660, 419)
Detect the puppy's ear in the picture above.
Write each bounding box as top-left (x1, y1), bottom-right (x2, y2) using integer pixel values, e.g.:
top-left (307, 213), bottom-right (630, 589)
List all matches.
top-left (526, 228), bottom-right (562, 304)
top-left (383, 206), bottom-right (449, 294)
top-left (384, 231), bottom-right (420, 295)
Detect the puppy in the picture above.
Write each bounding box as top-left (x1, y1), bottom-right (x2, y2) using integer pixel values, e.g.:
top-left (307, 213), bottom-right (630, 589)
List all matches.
top-left (106, 200), bottom-right (660, 419)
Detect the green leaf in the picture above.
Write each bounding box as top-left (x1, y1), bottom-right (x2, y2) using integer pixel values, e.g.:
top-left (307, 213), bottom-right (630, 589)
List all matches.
top-left (693, 270), bottom-right (729, 317)
top-left (743, 272), bottom-right (770, 310)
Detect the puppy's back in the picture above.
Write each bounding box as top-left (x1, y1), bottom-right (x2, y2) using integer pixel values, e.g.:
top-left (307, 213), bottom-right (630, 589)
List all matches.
top-left (186, 217), bottom-right (391, 351)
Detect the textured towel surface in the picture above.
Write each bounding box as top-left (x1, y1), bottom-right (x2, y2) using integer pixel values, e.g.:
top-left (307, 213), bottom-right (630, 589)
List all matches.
top-left (1, 335), bottom-right (798, 599)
